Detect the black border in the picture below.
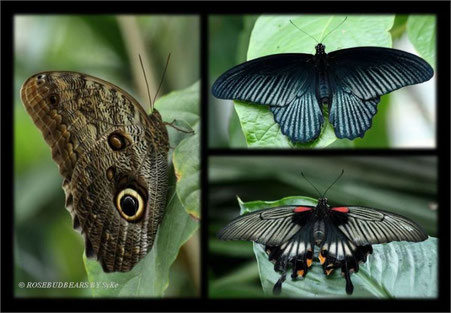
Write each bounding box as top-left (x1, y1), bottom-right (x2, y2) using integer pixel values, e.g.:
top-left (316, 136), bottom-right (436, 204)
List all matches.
top-left (2, 1), bottom-right (450, 312)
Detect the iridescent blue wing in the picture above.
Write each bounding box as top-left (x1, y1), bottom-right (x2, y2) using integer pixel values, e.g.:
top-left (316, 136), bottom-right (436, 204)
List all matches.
top-left (270, 77), bottom-right (323, 143)
top-left (212, 54), bottom-right (323, 142)
top-left (212, 53), bottom-right (315, 107)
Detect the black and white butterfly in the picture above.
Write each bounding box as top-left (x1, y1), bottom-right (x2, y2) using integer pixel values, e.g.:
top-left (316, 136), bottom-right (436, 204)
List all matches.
top-left (217, 172), bottom-right (428, 295)
top-left (212, 19), bottom-right (434, 143)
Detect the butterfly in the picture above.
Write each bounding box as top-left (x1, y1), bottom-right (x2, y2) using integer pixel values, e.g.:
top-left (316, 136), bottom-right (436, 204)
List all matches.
top-left (211, 21), bottom-right (434, 143)
top-left (20, 70), bottom-right (170, 272)
top-left (217, 171), bottom-right (428, 295)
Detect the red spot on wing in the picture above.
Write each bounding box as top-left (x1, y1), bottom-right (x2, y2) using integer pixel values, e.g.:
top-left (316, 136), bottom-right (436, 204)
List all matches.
top-left (294, 206), bottom-right (312, 213)
top-left (331, 206), bottom-right (350, 213)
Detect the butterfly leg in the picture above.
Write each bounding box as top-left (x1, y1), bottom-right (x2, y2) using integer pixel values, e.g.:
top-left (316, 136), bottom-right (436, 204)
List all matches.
top-left (163, 119), bottom-right (195, 134)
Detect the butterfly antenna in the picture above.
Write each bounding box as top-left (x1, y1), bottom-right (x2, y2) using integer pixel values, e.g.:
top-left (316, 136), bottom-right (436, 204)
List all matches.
top-left (289, 20), bottom-right (319, 44)
top-left (321, 16), bottom-right (347, 43)
top-left (139, 54), bottom-right (154, 112)
top-left (153, 52), bottom-right (171, 107)
top-left (301, 172), bottom-right (322, 198)
top-left (322, 169), bottom-right (345, 197)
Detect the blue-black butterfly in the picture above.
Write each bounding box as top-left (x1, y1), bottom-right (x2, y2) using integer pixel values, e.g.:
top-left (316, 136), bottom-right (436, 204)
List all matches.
top-left (217, 171), bottom-right (428, 295)
top-left (212, 19), bottom-right (434, 143)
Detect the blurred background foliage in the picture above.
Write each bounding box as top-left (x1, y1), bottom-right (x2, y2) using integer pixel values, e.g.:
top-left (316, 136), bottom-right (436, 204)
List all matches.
top-left (209, 15), bottom-right (436, 148)
top-left (14, 15), bottom-right (199, 297)
top-left (208, 156), bottom-right (437, 298)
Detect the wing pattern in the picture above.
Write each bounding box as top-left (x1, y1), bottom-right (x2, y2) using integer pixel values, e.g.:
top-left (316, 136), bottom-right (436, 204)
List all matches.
top-left (329, 47), bottom-right (434, 100)
top-left (328, 75), bottom-right (380, 139)
top-left (218, 201), bottom-right (428, 295)
top-left (270, 78), bottom-right (324, 143)
top-left (333, 206), bottom-right (428, 245)
top-left (217, 205), bottom-right (313, 247)
top-left (212, 54), bottom-right (315, 107)
top-left (212, 46), bottom-right (433, 144)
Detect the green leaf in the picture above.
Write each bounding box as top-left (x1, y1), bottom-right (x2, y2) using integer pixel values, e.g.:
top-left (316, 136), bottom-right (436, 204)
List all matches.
top-left (407, 15), bottom-right (436, 68)
top-left (228, 106), bottom-right (247, 148)
top-left (156, 82), bottom-right (200, 218)
top-left (390, 15), bottom-right (408, 39)
top-left (235, 15), bottom-right (395, 148)
top-left (173, 132), bottom-right (200, 218)
top-left (239, 196), bottom-right (437, 298)
top-left (84, 191), bottom-right (198, 297)
top-left (238, 195), bottom-right (318, 215)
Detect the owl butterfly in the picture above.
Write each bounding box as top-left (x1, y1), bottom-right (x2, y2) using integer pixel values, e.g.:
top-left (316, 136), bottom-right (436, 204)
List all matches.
top-left (21, 71), bottom-right (170, 272)
top-left (218, 171), bottom-right (428, 295)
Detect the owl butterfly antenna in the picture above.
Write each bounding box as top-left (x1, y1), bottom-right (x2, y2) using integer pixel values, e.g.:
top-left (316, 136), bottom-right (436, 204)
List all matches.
top-left (301, 172), bottom-right (322, 198)
top-left (138, 54), bottom-right (154, 112)
top-left (148, 52), bottom-right (194, 135)
top-left (138, 53), bottom-right (190, 134)
top-left (320, 16), bottom-right (347, 43)
top-left (322, 169), bottom-right (345, 197)
top-left (138, 53), bottom-right (171, 113)
top-left (289, 20), bottom-right (319, 44)
top-left (153, 52), bottom-right (171, 107)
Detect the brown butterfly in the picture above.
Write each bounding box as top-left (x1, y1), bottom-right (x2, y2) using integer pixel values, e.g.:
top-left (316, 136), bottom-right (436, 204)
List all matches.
top-left (21, 71), bottom-right (169, 272)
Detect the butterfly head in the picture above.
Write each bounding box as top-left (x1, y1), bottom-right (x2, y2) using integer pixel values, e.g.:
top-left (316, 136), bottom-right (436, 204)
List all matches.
top-left (317, 197), bottom-right (329, 207)
top-left (315, 44), bottom-right (326, 55)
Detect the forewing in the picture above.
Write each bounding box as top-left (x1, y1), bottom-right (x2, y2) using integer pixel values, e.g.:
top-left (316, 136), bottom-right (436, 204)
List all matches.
top-left (332, 206), bottom-right (428, 246)
top-left (328, 47), bottom-right (434, 101)
top-left (217, 205), bottom-right (314, 246)
top-left (212, 53), bottom-right (315, 107)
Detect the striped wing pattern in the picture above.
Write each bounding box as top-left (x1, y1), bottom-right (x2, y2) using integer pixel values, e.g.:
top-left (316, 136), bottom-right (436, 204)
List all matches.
top-left (328, 75), bottom-right (380, 139)
top-left (329, 47), bottom-right (434, 101)
top-left (327, 47), bottom-right (433, 140)
top-left (212, 46), bottom-right (433, 144)
top-left (212, 54), bottom-right (314, 107)
top-left (219, 202), bottom-right (428, 295)
top-left (217, 206), bottom-right (313, 246)
top-left (335, 206), bottom-right (428, 246)
top-left (270, 78), bottom-right (324, 143)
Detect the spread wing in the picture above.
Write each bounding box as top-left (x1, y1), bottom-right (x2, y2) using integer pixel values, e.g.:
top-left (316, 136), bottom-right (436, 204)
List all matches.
top-left (217, 205), bottom-right (314, 246)
top-left (328, 74), bottom-right (380, 139)
top-left (331, 206), bottom-right (428, 246)
top-left (327, 47), bottom-right (433, 140)
top-left (212, 53), bottom-right (315, 107)
top-left (328, 47), bottom-right (433, 101)
top-left (270, 78), bottom-right (323, 143)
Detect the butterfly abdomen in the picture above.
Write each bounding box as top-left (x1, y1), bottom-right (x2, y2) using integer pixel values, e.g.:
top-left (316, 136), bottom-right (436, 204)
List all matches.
top-left (315, 58), bottom-right (332, 105)
top-left (313, 219), bottom-right (326, 244)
